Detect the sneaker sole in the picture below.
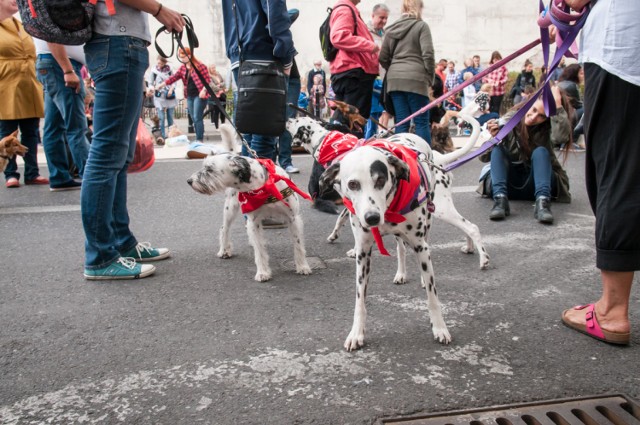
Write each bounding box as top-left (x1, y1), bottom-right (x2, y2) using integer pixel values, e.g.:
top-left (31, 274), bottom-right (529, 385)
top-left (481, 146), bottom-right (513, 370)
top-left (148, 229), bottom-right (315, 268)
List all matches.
top-left (84, 266), bottom-right (156, 280)
top-left (50, 186), bottom-right (82, 192)
top-left (135, 251), bottom-right (171, 262)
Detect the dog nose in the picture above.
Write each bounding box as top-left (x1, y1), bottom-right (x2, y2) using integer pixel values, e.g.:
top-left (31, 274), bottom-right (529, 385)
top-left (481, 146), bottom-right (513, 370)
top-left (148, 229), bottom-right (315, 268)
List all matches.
top-left (187, 178), bottom-right (193, 186)
top-left (364, 212), bottom-right (380, 226)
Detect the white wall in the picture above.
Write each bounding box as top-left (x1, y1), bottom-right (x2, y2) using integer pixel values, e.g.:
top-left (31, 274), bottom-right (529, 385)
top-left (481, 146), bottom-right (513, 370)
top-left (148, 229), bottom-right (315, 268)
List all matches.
top-left (150, 0), bottom-right (551, 80)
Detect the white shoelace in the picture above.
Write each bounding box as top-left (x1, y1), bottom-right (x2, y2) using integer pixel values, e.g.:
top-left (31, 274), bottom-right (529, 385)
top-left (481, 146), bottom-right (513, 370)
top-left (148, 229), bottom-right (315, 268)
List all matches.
top-left (135, 242), bottom-right (154, 258)
top-left (117, 257), bottom-right (137, 270)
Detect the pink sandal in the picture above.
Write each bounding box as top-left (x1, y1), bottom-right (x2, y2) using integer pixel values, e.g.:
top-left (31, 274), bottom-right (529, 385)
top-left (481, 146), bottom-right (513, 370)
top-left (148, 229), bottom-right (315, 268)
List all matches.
top-left (562, 304), bottom-right (630, 345)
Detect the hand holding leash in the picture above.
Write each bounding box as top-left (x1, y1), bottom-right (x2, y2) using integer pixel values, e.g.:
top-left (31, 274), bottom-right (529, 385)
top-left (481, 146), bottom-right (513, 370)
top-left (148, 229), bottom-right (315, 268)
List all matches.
top-left (152, 3), bottom-right (185, 33)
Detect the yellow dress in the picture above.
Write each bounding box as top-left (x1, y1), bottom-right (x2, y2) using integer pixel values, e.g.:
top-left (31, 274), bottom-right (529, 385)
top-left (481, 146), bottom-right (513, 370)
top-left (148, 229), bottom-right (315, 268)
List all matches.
top-left (0, 17), bottom-right (44, 120)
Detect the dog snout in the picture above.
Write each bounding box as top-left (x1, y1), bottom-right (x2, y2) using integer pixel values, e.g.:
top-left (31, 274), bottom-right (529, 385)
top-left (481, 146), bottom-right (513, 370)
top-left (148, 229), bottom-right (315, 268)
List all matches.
top-left (364, 211), bottom-right (380, 226)
top-left (187, 178), bottom-right (193, 186)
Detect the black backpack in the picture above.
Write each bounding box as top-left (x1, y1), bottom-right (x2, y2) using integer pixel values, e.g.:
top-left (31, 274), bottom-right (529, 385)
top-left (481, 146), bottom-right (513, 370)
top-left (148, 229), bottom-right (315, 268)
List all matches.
top-left (319, 5), bottom-right (357, 62)
top-left (16, 0), bottom-right (115, 45)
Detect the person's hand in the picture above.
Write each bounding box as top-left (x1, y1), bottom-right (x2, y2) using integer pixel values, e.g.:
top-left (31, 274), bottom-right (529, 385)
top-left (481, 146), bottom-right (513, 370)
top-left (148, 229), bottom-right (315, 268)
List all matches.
top-left (199, 88), bottom-right (208, 99)
top-left (146, 87), bottom-right (155, 97)
top-left (372, 44), bottom-right (380, 55)
top-left (379, 111), bottom-right (390, 128)
top-left (551, 84), bottom-right (563, 107)
top-left (64, 71), bottom-right (81, 94)
top-left (565, 0), bottom-right (591, 12)
top-left (156, 82), bottom-right (166, 90)
top-left (486, 119), bottom-right (500, 137)
top-left (154, 4), bottom-right (185, 33)
top-left (167, 87), bottom-right (174, 96)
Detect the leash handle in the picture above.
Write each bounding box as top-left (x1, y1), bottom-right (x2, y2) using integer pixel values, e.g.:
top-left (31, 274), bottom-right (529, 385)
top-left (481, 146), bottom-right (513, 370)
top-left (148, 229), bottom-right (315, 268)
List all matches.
top-left (154, 14), bottom-right (258, 158)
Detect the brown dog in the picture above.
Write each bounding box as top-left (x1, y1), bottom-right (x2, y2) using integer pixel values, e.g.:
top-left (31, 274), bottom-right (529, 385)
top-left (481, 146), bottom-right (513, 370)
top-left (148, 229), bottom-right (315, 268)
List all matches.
top-left (329, 100), bottom-right (367, 133)
top-left (0, 131), bottom-right (28, 172)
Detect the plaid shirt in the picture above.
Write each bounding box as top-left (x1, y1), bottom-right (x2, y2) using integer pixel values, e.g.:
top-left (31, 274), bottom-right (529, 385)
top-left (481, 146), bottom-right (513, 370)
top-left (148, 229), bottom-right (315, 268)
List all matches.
top-left (482, 65), bottom-right (508, 96)
top-left (445, 70), bottom-right (461, 91)
top-left (164, 63), bottom-right (212, 99)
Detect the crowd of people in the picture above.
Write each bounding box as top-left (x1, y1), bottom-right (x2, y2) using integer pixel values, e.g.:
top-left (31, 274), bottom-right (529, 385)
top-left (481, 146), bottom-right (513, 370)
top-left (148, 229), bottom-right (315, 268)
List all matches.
top-left (0, 0), bottom-right (637, 346)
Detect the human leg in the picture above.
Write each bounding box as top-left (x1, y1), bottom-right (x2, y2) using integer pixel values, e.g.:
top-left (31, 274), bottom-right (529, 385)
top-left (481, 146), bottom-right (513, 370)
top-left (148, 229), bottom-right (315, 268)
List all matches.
top-left (82, 35), bottom-right (150, 269)
top-left (561, 64), bottom-right (640, 343)
top-left (1, 119), bottom-right (22, 182)
top-left (390, 92), bottom-right (411, 134)
top-left (406, 92), bottom-right (431, 144)
top-left (157, 107), bottom-right (166, 138)
top-left (489, 95), bottom-right (503, 114)
top-left (488, 145), bottom-right (511, 220)
top-left (278, 76), bottom-right (301, 170)
top-left (192, 97), bottom-right (206, 141)
top-left (18, 118), bottom-right (43, 182)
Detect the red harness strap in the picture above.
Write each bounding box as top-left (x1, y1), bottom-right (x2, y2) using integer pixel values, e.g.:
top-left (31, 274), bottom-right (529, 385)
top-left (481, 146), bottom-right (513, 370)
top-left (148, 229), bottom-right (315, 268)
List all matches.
top-left (238, 159), bottom-right (312, 214)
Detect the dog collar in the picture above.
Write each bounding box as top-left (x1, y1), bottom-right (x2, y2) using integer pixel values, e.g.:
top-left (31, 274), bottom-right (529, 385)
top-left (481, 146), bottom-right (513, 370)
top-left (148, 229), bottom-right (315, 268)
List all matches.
top-left (237, 159), bottom-right (312, 214)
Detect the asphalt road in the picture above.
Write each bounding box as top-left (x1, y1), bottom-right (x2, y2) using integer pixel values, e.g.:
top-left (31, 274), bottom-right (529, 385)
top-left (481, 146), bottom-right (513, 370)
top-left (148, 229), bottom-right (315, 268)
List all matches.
top-left (1, 151), bottom-right (638, 424)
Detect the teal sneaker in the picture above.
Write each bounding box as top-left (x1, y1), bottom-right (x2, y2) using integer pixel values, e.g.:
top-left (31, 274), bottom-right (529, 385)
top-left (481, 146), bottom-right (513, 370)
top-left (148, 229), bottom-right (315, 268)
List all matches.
top-left (84, 257), bottom-right (155, 280)
top-left (122, 242), bottom-right (171, 262)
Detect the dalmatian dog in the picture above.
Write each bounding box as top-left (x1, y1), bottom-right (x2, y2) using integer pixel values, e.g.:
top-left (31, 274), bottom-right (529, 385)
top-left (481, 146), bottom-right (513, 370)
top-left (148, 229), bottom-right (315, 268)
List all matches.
top-left (187, 124), bottom-right (312, 282)
top-left (286, 106), bottom-right (490, 350)
top-left (286, 107), bottom-right (490, 271)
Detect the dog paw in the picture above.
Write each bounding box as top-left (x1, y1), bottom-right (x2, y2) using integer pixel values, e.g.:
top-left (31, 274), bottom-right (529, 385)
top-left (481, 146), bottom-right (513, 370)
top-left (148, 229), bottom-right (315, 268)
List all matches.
top-left (217, 250), bottom-right (233, 259)
top-left (480, 257), bottom-right (490, 270)
top-left (393, 274), bottom-right (408, 285)
top-left (346, 249), bottom-right (356, 258)
top-left (296, 265), bottom-right (312, 275)
top-left (344, 331), bottom-right (365, 351)
top-left (254, 271), bottom-right (272, 282)
top-left (327, 233), bottom-right (339, 243)
top-left (432, 327), bottom-right (452, 345)
top-left (460, 245), bottom-right (475, 254)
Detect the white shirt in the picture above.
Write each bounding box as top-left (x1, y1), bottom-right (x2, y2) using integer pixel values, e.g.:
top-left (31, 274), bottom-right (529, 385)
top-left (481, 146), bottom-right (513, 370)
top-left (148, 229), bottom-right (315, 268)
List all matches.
top-left (580, 0), bottom-right (640, 86)
top-left (33, 39), bottom-right (86, 65)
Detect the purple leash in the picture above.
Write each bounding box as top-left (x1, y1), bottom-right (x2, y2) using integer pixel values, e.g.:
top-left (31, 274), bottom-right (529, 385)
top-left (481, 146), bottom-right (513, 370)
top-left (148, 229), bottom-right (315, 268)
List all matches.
top-left (443, 1), bottom-right (590, 172)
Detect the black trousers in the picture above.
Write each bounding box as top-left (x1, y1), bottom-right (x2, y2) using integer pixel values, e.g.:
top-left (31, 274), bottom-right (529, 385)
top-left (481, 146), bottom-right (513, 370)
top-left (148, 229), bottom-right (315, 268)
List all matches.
top-left (584, 63), bottom-right (640, 271)
top-left (330, 69), bottom-right (376, 137)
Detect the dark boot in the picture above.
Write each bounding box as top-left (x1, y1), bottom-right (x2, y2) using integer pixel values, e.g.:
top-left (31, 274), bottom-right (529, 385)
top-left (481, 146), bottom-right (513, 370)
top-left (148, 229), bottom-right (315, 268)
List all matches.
top-left (489, 195), bottom-right (510, 220)
top-left (534, 196), bottom-right (554, 224)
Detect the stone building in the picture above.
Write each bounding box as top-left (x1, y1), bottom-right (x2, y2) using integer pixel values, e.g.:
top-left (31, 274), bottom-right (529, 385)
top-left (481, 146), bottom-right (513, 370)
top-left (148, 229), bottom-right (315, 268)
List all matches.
top-left (150, 0), bottom-right (547, 83)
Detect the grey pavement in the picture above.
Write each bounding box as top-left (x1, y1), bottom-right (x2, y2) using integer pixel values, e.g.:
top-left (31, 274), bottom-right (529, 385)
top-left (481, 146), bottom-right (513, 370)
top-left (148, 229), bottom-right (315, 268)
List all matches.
top-left (1, 145), bottom-right (638, 424)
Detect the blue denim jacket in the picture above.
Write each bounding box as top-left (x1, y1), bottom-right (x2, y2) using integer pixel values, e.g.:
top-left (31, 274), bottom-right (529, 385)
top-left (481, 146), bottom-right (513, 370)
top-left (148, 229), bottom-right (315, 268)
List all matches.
top-left (221, 0), bottom-right (296, 70)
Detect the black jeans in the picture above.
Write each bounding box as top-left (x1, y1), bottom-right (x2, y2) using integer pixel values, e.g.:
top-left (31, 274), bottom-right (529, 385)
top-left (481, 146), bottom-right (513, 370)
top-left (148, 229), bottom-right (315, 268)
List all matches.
top-left (330, 68), bottom-right (376, 137)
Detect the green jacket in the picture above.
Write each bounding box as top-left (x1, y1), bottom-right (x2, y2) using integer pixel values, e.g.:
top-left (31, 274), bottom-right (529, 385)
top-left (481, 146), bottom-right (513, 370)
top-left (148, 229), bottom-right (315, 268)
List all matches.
top-left (379, 16), bottom-right (435, 97)
top-left (477, 107), bottom-right (572, 203)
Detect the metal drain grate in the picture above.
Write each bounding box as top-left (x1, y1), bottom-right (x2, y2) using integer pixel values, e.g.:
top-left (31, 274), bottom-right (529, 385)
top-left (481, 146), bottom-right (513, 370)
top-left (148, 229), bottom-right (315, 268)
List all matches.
top-left (382, 394), bottom-right (640, 425)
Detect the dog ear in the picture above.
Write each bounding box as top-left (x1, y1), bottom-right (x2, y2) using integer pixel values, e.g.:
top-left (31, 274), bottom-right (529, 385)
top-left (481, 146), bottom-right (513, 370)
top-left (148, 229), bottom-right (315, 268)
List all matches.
top-left (319, 162), bottom-right (341, 193)
top-left (387, 155), bottom-right (410, 182)
top-left (10, 130), bottom-right (18, 138)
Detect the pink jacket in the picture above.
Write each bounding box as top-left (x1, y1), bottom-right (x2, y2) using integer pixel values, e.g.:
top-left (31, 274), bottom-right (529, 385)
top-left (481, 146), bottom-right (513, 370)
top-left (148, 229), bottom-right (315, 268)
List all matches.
top-left (329, 0), bottom-right (379, 76)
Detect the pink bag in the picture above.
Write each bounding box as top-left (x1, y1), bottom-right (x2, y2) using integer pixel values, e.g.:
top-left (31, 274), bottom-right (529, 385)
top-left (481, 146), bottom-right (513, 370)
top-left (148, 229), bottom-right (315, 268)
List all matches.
top-left (128, 118), bottom-right (155, 173)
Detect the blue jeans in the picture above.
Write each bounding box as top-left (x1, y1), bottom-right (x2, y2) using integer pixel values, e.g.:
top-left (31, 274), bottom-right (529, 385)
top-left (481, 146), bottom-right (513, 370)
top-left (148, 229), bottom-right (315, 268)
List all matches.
top-left (364, 111), bottom-right (382, 139)
top-left (81, 35), bottom-right (148, 269)
top-left (390, 91), bottom-right (431, 145)
top-left (157, 107), bottom-right (174, 139)
top-left (477, 112), bottom-right (499, 127)
top-left (36, 54), bottom-right (90, 185)
top-left (277, 76), bottom-right (300, 168)
top-left (186, 96), bottom-right (206, 141)
top-left (1, 118), bottom-right (41, 181)
top-left (490, 145), bottom-right (556, 200)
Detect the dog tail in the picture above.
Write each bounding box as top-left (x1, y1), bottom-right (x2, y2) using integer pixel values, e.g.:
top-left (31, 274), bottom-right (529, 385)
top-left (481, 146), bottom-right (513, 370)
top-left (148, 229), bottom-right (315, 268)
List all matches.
top-left (218, 123), bottom-right (241, 153)
top-left (433, 104), bottom-right (482, 167)
top-left (313, 198), bottom-right (340, 215)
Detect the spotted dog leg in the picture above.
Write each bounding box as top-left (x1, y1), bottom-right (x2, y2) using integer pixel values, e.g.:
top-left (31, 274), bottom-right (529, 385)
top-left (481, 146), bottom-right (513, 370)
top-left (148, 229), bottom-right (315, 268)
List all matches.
top-left (217, 189), bottom-right (239, 259)
top-left (246, 217), bottom-right (272, 282)
top-left (344, 225), bottom-right (375, 351)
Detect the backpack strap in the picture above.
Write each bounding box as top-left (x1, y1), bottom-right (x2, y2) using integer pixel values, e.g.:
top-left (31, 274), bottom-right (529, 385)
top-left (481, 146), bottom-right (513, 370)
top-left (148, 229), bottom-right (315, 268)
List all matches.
top-left (332, 4), bottom-right (358, 35)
